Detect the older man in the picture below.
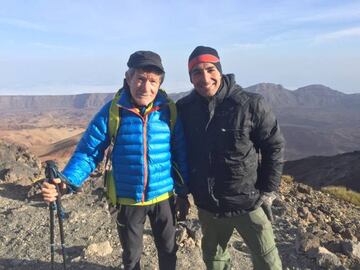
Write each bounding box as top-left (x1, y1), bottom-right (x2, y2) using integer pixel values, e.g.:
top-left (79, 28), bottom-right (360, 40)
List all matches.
top-left (42, 50), bottom-right (188, 270)
top-left (176, 46), bottom-right (284, 270)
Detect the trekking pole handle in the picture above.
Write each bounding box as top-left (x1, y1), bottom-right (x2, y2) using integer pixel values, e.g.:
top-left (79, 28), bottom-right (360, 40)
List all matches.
top-left (45, 160), bottom-right (58, 183)
top-left (45, 160), bottom-right (78, 193)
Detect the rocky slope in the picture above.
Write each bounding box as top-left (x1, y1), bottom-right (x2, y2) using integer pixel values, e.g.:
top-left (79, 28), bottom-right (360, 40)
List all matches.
top-left (1, 142), bottom-right (360, 269)
top-left (0, 140), bottom-right (42, 183)
top-left (1, 175), bottom-right (360, 270)
top-left (284, 151), bottom-right (360, 192)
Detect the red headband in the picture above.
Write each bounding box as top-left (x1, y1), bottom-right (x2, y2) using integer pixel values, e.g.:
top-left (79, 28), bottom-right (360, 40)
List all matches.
top-left (188, 54), bottom-right (220, 72)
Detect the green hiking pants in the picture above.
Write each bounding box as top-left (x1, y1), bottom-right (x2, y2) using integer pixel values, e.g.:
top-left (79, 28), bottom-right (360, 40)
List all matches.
top-left (198, 207), bottom-right (282, 270)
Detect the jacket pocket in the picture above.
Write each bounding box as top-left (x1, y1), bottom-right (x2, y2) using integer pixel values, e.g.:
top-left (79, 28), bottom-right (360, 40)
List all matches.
top-left (218, 128), bottom-right (250, 153)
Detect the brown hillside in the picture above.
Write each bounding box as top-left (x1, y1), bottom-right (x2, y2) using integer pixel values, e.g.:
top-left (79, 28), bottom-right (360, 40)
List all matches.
top-left (284, 151), bottom-right (360, 192)
top-left (35, 132), bottom-right (84, 164)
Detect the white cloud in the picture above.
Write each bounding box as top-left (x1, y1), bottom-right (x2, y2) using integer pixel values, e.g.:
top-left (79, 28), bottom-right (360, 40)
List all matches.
top-left (0, 18), bottom-right (47, 32)
top-left (293, 5), bottom-right (360, 23)
top-left (29, 42), bottom-right (77, 51)
top-left (231, 43), bottom-right (266, 49)
top-left (315, 27), bottom-right (360, 43)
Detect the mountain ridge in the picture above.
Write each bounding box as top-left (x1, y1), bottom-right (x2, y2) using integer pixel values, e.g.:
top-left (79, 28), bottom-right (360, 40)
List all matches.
top-left (1, 83), bottom-right (360, 112)
top-left (1, 83), bottom-right (360, 160)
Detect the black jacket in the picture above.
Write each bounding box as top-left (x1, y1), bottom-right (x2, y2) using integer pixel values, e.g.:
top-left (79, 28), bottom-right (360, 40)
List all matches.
top-left (177, 74), bottom-right (285, 215)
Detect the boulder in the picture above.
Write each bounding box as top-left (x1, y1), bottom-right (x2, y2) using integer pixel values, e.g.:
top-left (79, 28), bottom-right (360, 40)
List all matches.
top-left (84, 241), bottom-right (113, 257)
top-left (296, 227), bottom-right (320, 254)
top-left (0, 140), bottom-right (41, 183)
top-left (316, 247), bottom-right (342, 268)
top-left (341, 240), bottom-right (360, 259)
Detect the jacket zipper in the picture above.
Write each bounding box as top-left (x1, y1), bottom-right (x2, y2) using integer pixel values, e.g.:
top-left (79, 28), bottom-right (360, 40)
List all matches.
top-left (142, 114), bottom-right (148, 202)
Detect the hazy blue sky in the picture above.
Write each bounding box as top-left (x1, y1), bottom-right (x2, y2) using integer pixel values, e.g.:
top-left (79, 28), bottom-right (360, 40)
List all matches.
top-left (1, 0), bottom-right (360, 95)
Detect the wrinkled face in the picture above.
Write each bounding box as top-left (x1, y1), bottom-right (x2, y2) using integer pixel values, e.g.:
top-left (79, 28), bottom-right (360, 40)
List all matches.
top-left (190, 62), bottom-right (222, 97)
top-left (126, 69), bottom-right (161, 106)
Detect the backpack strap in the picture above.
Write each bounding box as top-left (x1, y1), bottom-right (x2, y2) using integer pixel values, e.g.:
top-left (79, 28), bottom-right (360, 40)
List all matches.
top-left (108, 89), bottom-right (122, 143)
top-left (104, 89), bottom-right (122, 207)
top-left (158, 89), bottom-right (177, 134)
top-left (167, 99), bottom-right (177, 134)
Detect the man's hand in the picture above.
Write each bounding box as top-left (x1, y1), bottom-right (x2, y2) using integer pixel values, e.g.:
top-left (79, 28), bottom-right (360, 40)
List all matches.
top-left (254, 192), bottom-right (277, 223)
top-left (41, 178), bottom-right (67, 203)
top-left (175, 196), bottom-right (190, 221)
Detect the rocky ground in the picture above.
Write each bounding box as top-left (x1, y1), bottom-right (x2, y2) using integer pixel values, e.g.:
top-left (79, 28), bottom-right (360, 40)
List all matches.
top-left (1, 141), bottom-right (360, 269)
top-left (0, 140), bottom-right (42, 183)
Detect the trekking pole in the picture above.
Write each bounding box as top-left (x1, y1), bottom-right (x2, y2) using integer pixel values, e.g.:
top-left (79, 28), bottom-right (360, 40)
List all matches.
top-left (49, 200), bottom-right (55, 270)
top-left (45, 160), bottom-right (67, 270)
top-left (55, 184), bottom-right (67, 270)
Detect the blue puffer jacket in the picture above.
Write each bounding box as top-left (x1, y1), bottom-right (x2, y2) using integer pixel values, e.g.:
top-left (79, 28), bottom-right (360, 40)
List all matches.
top-left (62, 88), bottom-right (188, 202)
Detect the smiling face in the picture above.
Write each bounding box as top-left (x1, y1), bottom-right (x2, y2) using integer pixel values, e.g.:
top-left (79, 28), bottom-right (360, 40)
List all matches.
top-left (190, 62), bottom-right (222, 97)
top-left (126, 68), bottom-right (162, 106)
